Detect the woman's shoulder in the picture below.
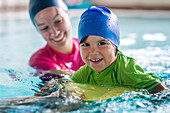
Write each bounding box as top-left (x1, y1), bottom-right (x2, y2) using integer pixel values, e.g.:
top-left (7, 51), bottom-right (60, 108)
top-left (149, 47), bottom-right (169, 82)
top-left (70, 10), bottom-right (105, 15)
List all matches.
top-left (30, 45), bottom-right (50, 58)
top-left (73, 37), bottom-right (79, 41)
top-left (72, 37), bottom-right (80, 45)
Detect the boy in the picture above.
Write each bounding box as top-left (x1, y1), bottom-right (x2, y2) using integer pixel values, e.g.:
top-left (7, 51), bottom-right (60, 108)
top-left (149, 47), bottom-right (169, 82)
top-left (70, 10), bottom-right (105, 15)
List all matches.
top-left (71, 6), bottom-right (167, 93)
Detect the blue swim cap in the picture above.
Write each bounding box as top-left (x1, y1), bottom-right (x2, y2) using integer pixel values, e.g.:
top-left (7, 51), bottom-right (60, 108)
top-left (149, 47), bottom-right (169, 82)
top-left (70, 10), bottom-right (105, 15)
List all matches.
top-left (29, 0), bottom-right (68, 25)
top-left (78, 6), bottom-right (120, 47)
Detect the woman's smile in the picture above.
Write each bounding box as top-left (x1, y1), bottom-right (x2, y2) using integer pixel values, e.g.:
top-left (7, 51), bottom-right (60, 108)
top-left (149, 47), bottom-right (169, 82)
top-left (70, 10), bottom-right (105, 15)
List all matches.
top-left (34, 7), bottom-right (73, 54)
top-left (52, 31), bottom-right (65, 42)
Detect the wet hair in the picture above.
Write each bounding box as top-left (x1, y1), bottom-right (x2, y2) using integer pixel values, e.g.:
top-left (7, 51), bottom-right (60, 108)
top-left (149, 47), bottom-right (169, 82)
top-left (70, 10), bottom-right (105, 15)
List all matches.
top-left (80, 36), bottom-right (88, 44)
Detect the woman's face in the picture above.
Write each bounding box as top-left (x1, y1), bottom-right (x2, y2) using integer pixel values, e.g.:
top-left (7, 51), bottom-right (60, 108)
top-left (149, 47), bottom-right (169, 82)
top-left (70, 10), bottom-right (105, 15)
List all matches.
top-left (80, 35), bottom-right (117, 73)
top-left (34, 7), bottom-right (72, 50)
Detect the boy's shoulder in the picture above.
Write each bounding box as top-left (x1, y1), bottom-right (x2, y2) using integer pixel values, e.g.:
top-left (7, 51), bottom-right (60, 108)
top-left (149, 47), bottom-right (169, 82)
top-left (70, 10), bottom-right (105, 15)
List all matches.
top-left (74, 65), bottom-right (93, 77)
top-left (71, 65), bottom-right (91, 82)
top-left (77, 65), bottom-right (91, 72)
top-left (118, 51), bottom-right (133, 60)
top-left (117, 51), bottom-right (136, 67)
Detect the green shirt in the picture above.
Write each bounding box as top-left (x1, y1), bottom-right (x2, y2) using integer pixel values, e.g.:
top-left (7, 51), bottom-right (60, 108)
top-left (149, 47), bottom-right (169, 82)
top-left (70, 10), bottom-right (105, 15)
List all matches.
top-left (71, 52), bottom-right (161, 90)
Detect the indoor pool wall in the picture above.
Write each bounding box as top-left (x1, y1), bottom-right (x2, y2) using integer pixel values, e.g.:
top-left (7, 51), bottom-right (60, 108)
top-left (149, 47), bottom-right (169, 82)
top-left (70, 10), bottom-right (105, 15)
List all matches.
top-left (0, 9), bottom-right (170, 112)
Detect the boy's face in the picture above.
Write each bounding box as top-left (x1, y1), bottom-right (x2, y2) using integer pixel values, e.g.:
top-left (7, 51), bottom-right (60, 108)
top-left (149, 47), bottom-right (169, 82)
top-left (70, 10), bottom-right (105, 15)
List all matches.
top-left (80, 35), bottom-right (117, 73)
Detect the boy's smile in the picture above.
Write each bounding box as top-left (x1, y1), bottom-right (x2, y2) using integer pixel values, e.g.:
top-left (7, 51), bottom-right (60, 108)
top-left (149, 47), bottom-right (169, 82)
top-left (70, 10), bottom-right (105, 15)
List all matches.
top-left (80, 35), bottom-right (117, 73)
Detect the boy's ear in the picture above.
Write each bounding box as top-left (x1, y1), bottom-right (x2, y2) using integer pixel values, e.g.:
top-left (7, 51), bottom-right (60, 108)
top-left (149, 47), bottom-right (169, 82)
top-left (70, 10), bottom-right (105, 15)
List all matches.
top-left (115, 48), bottom-right (119, 56)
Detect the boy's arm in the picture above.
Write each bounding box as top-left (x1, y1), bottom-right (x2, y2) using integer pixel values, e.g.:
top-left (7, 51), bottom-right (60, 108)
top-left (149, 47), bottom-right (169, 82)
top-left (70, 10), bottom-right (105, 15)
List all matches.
top-left (148, 83), bottom-right (168, 93)
top-left (120, 56), bottom-right (167, 92)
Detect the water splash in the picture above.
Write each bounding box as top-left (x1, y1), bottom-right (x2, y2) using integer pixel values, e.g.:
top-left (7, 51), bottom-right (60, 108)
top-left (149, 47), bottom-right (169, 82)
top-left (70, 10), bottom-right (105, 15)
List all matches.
top-left (0, 68), bottom-right (43, 100)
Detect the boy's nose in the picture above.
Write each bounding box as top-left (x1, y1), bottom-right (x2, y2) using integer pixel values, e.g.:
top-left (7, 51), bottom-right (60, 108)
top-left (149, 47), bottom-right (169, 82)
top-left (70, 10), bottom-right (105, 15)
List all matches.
top-left (89, 46), bottom-right (99, 54)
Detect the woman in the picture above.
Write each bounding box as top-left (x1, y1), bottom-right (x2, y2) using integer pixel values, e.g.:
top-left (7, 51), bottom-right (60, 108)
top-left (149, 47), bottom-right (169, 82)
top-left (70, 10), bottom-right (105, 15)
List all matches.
top-left (28, 0), bottom-right (84, 72)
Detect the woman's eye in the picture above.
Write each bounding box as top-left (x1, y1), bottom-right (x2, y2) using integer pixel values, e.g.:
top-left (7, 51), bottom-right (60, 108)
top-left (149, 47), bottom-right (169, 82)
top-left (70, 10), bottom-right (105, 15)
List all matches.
top-left (98, 42), bottom-right (106, 45)
top-left (40, 26), bottom-right (48, 31)
top-left (55, 19), bottom-right (62, 24)
top-left (81, 43), bottom-right (90, 47)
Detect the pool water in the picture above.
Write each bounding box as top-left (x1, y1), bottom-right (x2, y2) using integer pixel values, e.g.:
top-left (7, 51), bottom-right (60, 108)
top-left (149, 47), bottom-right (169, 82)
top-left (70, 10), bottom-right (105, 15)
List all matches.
top-left (0, 12), bottom-right (170, 112)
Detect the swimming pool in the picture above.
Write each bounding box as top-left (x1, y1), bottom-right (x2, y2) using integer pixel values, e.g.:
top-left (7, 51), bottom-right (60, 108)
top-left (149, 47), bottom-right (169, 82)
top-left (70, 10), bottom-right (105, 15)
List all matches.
top-left (0, 9), bottom-right (170, 112)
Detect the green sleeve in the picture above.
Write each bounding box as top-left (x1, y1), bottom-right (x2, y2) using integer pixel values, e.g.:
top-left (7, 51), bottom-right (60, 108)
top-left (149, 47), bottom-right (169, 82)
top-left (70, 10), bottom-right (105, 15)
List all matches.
top-left (118, 55), bottom-right (161, 90)
top-left (71, 65), bottom-right (90, 83)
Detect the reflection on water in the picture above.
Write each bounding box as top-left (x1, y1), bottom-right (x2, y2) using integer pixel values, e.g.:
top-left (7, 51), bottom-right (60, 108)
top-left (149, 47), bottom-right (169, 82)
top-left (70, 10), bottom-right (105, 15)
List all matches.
top-left (0, 15), bottom-right (170, 112)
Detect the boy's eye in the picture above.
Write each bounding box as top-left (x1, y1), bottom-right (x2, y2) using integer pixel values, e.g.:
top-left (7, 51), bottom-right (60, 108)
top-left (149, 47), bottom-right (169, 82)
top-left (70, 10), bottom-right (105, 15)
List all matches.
top-left (98, 41), bottom-right (106, 45)
top-left (81, 43), bottom-right (90, 47)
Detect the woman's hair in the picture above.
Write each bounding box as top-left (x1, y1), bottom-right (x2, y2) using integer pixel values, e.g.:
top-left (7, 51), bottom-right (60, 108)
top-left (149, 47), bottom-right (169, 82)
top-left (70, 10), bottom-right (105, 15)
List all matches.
top-left (29, 0), bottom-right (68, 25)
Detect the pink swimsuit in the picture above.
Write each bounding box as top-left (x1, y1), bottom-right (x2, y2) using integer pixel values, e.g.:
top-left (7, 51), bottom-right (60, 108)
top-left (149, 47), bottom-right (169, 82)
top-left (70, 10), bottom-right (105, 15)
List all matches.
top-left (29, 38), bottom-right (85, 71)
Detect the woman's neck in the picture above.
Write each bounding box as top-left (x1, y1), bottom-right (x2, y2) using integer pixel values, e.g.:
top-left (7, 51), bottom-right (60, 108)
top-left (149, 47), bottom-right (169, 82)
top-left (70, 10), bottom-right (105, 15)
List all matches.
top-left (54, 44), bottom-right (73, 54)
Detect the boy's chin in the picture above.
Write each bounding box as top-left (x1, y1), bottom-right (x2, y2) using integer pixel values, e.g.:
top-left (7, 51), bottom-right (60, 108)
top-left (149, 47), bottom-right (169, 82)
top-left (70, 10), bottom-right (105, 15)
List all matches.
top-left (87, 63), bottom-right (106, 72)
top-left (91, 67), bottom-right (104, 73)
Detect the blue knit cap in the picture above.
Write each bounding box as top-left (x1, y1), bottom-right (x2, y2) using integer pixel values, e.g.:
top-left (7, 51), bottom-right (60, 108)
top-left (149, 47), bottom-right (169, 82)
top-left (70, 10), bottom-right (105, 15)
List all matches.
top-left (29, 0), bottom-right (68, 25)
top-left (78, 6), bottom-right (120, 47)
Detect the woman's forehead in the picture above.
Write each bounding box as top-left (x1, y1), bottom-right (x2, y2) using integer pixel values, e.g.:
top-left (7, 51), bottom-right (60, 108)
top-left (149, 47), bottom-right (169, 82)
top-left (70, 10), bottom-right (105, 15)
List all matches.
top-left (34, 7), bottom-right (64, 25)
